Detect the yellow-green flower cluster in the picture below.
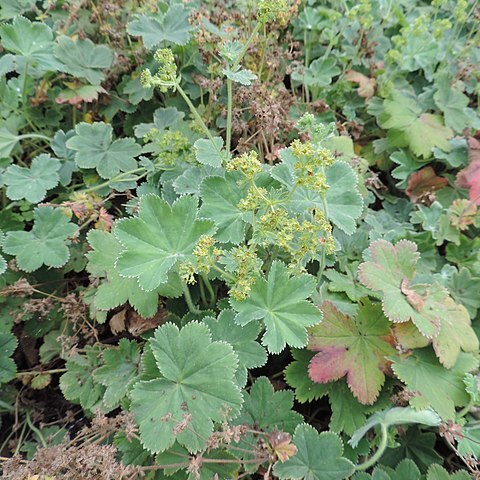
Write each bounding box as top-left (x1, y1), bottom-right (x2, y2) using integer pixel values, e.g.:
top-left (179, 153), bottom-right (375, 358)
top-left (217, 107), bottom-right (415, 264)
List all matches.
top-left (256, 208), bottom-right (335, 268)
top-left (257, 0), bottom-right (290, 26)
top-left (347, 0), bottom-right (373, 29)
top-left (193, 235), bottom-right (223, 275)
top-left (225, 246), bottom-right (261, 301)
top-left (237, 186), bottom-right (269, 212)
top-left (144, 130), bottom-right (192, 166)
top-left (433, 18), bottom-right (452, 39)
top-left (141, 49), bottom-right (177, 92)
top-left (291, 140), bottom-right (335, 168)
top-left (290, 139), bottom-right (334, 195)
top-left (454, 0), bottom-right (468, 22)
top-left (179, 261), bottom-right (196, 285)
top-left (226, 151), bottom-right (262, 180)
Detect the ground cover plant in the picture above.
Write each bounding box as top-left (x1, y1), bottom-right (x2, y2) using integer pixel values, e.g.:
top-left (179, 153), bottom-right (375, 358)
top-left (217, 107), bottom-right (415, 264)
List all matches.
top-left (0, 0), bottom-right (479, 478)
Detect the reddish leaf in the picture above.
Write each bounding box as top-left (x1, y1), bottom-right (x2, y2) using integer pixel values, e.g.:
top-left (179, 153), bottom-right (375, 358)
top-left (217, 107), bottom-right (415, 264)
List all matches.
top-left (405, 166), bottom-right (448, 203)
top-left (308, 299), bottom-right (395, 405)
top-left (456, 136), bottom-right (480, 205)
top-left (345, 70), bottom-right (376, 100)
top-left (56, 83), bottom-right (107, 105)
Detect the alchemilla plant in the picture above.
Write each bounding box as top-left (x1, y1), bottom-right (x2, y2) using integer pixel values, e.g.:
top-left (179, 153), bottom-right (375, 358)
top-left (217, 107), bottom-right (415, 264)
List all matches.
top-left (0, 0), bottom-right (479, 479)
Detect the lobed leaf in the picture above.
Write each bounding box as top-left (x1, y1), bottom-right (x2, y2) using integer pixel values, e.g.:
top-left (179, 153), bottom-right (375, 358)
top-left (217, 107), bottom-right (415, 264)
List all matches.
top-left (308, 299), bottom-right (396, 405)
top-left (230, 261), bottom-right (322, 354)
top-left (114, 194), bottom-right (215, 291)
top-left (130, 322), bottom-right (242, 453)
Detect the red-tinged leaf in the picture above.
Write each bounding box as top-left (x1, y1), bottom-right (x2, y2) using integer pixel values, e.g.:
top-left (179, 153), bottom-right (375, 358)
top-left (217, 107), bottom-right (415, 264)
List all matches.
top-left (456, 136), bottom-right (480, 205)
top-left (308, 298), bottom-right (396, 405)
top-left (405, 166), bottom-right (448, 203)
top-left (56, 84), bottom-right (107, 105)
top-left (393, 285), bottom-right (478, 368)
top-left (345, 70), bottom-right (376, 100)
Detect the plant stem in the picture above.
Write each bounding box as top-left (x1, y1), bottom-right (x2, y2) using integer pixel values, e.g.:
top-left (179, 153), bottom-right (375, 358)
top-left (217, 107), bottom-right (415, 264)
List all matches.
top-left (232, 21), bottom-right (262, 70)
top-left (198, 275), bottom-right (208, 307)
top-left (18, 133), bottom-right (52, 143)
top-left (26, 413), bottom-right (47, 449)
top-left (457, 399), bottom-right (474, 418)
top-left (182, 283), bottom-right (202, 315)
top-left (354, 423), bottom-right (388, 471)
top-left (16, 368), bottom-right (67, 376)
top-left (226, 77), bottom-right (233, 156)
top-left (201, 273), bottom-right (216, 306)
top-left (176, 83), bottom-right (225, 161)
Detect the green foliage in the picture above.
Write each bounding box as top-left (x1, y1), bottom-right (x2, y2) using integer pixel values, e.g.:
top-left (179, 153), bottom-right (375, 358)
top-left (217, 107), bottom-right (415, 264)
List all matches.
top-left (379, 92), bottom-right (453, 158)
top-left (235, 377), bottom-right (303, 434)
top-left (3, 154), bottom-right (61, 203)
top-left (273, 424), bottom-right (355, 480)
top-left (1, 1), bottom-right (479, 478)
top-left (391, 349), bottom-right (479, 420)
top-left (231, 261), bottom-right (322, 353)
top-left (127, 4), bottom-right (194, 48)
top-left (204, 309), bottom-right (267, 387)
top-left (115, 194), bottom-right (215, 290)
top-left (93, 339), bottom-right (141, 409)
top-left (0, 332), bottom-right (17, 384)
top-left (54, 36), bottom-right (113, 85)
top-left (66, 122), bottom-right (141, 180)
top-left (130, 322), bottom-right (242, 453)
top-left (3, 206), bottom-right (76, 272)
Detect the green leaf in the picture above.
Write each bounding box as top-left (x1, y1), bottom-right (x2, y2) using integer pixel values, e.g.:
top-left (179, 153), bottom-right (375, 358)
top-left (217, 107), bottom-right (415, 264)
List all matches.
top-left (457, 425), bottom-right (480, 460)
top-left (54, 36), bottom-right (113, 85)
top-left (426, 465), bottom-right (471, 480)
top-left (59, 346), bottom-right (106, 413)
top-left (66, 122), bottom-right (141, 180)
top-left (439, 267), bottom-right (480, 319)
top-left (273, 424), bottom-right (355, 480)
top-left (173, 164), bottom-right (224, 196)
top-left (0, 229), bottom-right (6, 274)
top-left (358, 239), bottom-right (440, 338)
top-left (325, 161), bottom-right (363, 234)
top-left (0, 0), bottom-right (34, 20)
top-left (94, 339), bottom-right (141, 409)
top-left (427, 289), bottom-right (478, 369)
top-left (115, 195), bottom-right (215, 291)
top-left (193, 137), bottom-right (225, 167)
top-left (354, 459), bottom-right (422, 480)
top-left (285, 349), bottom-right (329, 403)
top-left (349, 407), bottom-right (441, 448)
top-left (0, 16), bottom-right (63, 73)
top-left (381, 428), bottom-right (442, 473)
top-left (0, 332), bottom-right (17, 384)
top-left (199, 172), bottom-right (247, 244)
top-left (0, 128), bottom-right (20, 158)
top-left (3, 154), bottom-right (60, 203)
top-left (434, 74), bottom-right (476, 133)
top-left (235, 377), bottom-right (303, 434)
top-left (223, 67), bottom-right (258, 85)
top-left (230, 261), bottom-right (322, 354)
top-left (391, 349), bottom-right (479, 420)
top-left (292, 57), bottom-right (341, 87)
top-left (324, 265), bottom-right (370, 302)
top-left (130, 322), bottom-right (242, 453)
top-left (381, 93), bottom-right (452, 159)
top-left (87, 230), bottom-right (179, 318)
top-left (204, 309), bottom-right (267, 387)
top-left (127, 4), bottom-right (195, 48)
top-left (390, 150), bottom-right (422, 189)
top-left (328, 381), bottom-right (377, 436)
top-left (3, 206), bottom-right (76, 272)
top-left (308, 299), bottom-right (396, 405)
